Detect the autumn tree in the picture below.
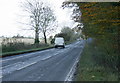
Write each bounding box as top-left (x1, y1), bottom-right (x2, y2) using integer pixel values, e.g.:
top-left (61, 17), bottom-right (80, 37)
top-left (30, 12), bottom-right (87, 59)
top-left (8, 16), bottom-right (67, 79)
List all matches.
top-left (62, 1), bottom-right (119, 79)
top-left (75, 2), bottom-right (119, 71)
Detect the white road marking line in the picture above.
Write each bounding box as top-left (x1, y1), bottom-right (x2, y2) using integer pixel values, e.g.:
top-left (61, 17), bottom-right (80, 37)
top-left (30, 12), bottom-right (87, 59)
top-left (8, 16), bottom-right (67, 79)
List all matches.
top-left (1, 53), bottom-right (37, 62)
top-left (53, 53), bottom-right (59, 56)
top-left (41, 56), bottom-right (52, 60)
top-left (1, 62), bottom-right (21, 70)
top-left (2, 61), bottom-right (40, 77)
top-left (0, 69), bottom-right (2, 79)
top-left (1, 42), bottom-right (77, 62)
top-left (1, 49), bottom-right (54, 62)
top-left (17, 62), bottom-right (37, 70)
top-left (0, 75), bottom-right (2, 79)
top-left (65, 57), bottom-right (79, 81)
top-left (65, 50), bottom-right (83, 81)
top-left (1, 41), bottom-right (84, 79)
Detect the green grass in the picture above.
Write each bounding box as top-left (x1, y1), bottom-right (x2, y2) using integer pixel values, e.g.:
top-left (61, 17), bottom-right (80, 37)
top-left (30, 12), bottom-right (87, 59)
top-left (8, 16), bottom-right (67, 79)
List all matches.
top-left (1, 39), bottom-right (76, 57)
top-left (75, 43), bottom-right (118, 81)
top-left (1, 45), bottom-right (53, 57)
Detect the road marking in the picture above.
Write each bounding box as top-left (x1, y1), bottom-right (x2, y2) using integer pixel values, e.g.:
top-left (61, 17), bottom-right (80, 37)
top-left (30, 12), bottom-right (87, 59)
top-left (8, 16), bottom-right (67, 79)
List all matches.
top-left (1, 49), bottom-right (54, 62)
top-left (0, 75), bottom-right (2, 79)
top-left (1, 52), bottom-right (37, 62)
top-left (1, 41), bottom-right (84, 79)
top-left (65, 56), bottom-right (79, 81)
top-left (64, 50), bottom-right (83, 81)
top-left (41, 56), bottom-right (52, 60)
top-left (53, 53), bottom-right (59, 56)
top-left (0, 62), bottom-right (21, 70)
top-left (0, 70), bottom-right (2, 79)
top-left (17, 62), bottom-right (37, 70)
top-left (2, 51), bottom-right (60, 75)
top-left (1, 42), bottom-right (78, 62)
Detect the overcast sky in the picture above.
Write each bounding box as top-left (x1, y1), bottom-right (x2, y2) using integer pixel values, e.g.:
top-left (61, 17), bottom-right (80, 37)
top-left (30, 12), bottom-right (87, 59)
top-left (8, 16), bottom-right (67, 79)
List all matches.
top-left (0, 0), bottom-right (21, 37)
top-left (0, 0), bottom-right (119, 38)
top-left (0, 0), bottom-right (79, 38)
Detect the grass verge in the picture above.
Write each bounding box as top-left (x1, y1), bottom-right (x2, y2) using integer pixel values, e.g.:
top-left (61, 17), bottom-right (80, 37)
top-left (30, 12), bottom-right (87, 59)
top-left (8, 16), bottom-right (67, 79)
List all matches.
top-left (75, 43), bottom-right (118, 81)
top-left (1, 45), bottom-right (54, 57)
top-left (1, 40), bottom-right (76, 58)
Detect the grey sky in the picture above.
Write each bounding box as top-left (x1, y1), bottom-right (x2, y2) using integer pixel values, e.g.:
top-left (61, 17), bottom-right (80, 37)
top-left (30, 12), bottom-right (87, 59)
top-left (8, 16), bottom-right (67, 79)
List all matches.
top-left (0, 0), bottom-right (119, 38)
top-left (0, 0), bottom-right (79, 38)
top-left (65, 0), bottom-right (119, 2)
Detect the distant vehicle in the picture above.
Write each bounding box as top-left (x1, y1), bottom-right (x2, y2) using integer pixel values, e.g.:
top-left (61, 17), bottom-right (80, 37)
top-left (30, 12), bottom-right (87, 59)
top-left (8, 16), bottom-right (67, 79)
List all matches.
top-left (54, 37), bottom-right (65, 48)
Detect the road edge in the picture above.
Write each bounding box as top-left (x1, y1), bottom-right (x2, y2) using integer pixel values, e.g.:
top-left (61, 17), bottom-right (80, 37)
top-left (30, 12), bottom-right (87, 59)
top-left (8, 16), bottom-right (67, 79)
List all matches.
top-left (1, 46), bottom-right (54, 58)
top-left (65, 45), bottom-right (84, 81)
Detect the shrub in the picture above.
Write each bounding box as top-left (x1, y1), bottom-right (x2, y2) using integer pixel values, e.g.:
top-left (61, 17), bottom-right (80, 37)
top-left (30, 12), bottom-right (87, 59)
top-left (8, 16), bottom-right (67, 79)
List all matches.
top-left (1, 38), bottom-right (50, 53)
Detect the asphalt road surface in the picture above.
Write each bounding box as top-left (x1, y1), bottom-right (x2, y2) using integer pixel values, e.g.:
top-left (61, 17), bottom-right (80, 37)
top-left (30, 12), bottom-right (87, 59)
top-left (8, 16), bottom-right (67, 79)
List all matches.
top-left (1, 40), bottom-right (85, 81)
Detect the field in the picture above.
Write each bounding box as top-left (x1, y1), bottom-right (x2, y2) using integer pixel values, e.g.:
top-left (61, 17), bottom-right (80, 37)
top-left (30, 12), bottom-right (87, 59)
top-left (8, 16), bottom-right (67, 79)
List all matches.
top-left (0, 38), bottom-right (53, 57)
top-left (0, 38), bottom-right (34, 45)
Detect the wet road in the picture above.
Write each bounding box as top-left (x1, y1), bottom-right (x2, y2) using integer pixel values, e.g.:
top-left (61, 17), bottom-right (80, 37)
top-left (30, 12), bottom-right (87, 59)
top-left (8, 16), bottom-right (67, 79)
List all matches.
top-left (1, 40), bottom-right (85, 81)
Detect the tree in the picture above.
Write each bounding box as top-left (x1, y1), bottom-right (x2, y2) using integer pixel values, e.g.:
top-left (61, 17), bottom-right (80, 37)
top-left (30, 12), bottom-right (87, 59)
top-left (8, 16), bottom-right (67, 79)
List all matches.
top-left (55, 27), bottom-right (79, 42)
top-left (74, 2), bottom-right (119, 71)
top-left (55, 33), bottom-right (68, 41)
top-left (22, 0), bottom-right (56, 44)
top-left (63, 2), bottom-right (119, 72)
top-left (61, 27), bottom-right (75, 41)
top-left (61, 27), bottom-right (74, 35)
top-left (62, 2), bottom-right (81, 22)
top-left (12, 34), bottom-right (24, 38)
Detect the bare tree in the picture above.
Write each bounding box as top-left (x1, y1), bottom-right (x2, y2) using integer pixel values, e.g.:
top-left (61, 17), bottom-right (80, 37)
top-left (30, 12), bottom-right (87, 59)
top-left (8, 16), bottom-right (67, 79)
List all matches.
top-left (22, 0), bottom-right (56, 44)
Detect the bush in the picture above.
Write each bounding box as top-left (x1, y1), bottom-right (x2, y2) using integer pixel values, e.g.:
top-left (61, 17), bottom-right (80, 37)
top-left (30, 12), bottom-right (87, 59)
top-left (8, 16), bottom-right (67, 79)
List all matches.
top-left (76, 42), bottom-right (118, 81)
top-left (1, 38), bottom-right (50, 53)
top-left (90, 39), bottom-right (118, 73)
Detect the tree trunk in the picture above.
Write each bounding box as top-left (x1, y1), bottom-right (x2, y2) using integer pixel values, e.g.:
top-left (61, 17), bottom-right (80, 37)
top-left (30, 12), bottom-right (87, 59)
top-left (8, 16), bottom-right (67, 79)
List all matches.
top-left (34, 29), bottom-right (39, 44)
top-left (43, 32), bottom-right (47, 44)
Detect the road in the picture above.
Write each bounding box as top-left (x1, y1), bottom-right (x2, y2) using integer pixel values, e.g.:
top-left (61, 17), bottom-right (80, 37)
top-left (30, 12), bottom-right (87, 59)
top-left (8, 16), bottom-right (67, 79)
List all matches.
top-left (1, 40), bottom-right (85, 81)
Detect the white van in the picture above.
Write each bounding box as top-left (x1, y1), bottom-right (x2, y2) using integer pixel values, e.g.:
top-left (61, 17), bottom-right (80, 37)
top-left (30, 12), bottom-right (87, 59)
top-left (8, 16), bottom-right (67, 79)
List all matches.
top-left (54, 37), bottom-right (65, 48)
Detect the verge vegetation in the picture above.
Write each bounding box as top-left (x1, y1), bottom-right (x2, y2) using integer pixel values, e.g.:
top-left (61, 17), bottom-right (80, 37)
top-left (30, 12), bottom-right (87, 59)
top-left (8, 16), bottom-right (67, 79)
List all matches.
top-left (74, 2), bottom-right (119, 81)
top-left (1, 38), bottom-right (53, 57)
top-left (75, 42), bottom-right (118, 81)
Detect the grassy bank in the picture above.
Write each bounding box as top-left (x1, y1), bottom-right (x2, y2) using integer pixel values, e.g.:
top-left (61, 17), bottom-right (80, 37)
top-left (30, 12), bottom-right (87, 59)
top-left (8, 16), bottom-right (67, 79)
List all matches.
top-left (1, 45), bottom-right (53, 57)
top-left (1, 41), bottom-right (54, 57)
top-left (1, 37), bottom-right (77, 57)
top-left (75, 42), bottom-right (118, 81)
